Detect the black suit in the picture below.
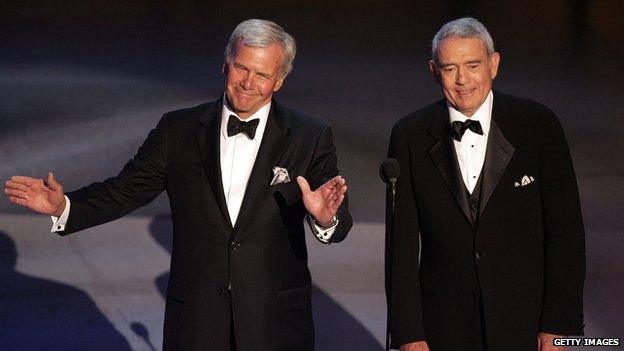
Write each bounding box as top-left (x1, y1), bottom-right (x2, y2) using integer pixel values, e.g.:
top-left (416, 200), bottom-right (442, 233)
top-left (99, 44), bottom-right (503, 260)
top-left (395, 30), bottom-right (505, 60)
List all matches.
top-left (387, 91), bottom-right (584, 351)
top-left (60, 98), bottom-right (352, 351)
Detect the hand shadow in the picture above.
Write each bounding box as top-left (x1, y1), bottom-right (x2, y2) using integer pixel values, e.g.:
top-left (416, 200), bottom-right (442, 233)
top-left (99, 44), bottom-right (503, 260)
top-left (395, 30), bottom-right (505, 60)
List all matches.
top-left (0, 231), bottom-right (131, 350)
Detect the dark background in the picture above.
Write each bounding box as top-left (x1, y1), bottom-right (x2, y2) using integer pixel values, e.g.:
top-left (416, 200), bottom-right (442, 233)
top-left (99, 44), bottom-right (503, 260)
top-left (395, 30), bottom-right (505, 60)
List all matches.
top-left (1, 0), bottom-right (623, 349)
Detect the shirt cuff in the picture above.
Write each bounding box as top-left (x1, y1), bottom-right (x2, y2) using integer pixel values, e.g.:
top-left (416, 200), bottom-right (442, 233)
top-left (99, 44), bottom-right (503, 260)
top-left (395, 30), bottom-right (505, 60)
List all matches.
top-left (306, 214), bottom-right (338, 244)
top-left (50, 195), bottom-right (71, 233)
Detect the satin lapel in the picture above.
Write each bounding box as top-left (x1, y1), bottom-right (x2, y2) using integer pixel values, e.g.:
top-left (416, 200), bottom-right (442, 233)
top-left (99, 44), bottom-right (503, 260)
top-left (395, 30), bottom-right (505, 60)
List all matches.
top-left (427, 104), bottom-right (473, 225)
top-left (479, 98), bottom-right (515, 216)
top-left (234, 103), bottom-right (291, 233)
top-left (196, 99), bottom-right (233, 229)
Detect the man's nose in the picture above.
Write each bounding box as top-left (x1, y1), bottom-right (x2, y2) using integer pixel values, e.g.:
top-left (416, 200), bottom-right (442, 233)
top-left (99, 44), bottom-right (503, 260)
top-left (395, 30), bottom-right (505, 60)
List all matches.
top-left (455, 67), bottom-right (467, 85)
top-left (241, 72), bottom-right (254, 89)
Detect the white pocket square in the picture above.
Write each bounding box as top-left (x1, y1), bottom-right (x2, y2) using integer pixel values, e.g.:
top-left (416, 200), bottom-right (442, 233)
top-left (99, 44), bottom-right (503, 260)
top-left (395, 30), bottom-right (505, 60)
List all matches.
top-left (271, 166), bottom-right (291, 185)
top-left (514, 175), bottom-right (535, 188)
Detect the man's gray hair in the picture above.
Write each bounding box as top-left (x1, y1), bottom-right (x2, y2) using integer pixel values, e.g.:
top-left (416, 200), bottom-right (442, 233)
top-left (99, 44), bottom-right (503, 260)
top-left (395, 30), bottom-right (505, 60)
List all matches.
top-left (432, 17), bottom-right (494, 63)
top-left (224, 19), bottom-right (297, 78)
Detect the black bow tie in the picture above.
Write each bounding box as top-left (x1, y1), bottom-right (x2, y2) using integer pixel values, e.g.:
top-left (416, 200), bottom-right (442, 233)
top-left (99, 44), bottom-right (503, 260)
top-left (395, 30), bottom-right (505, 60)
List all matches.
top-left (450, 119), bottom-right (484, 141)
top-left (227, 115), bottom-right (260, 139)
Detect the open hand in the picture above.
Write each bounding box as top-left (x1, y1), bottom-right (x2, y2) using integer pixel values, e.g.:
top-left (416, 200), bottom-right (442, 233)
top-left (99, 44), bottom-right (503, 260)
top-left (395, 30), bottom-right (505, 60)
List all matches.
top-left (296, 175), bottom-right (347, 226)
top-left (538, 332), bottom-right (567, 351)
top-left (4, 172), bottom-right (66, 216)
top-left (401, 341), bottom-right (430, 351)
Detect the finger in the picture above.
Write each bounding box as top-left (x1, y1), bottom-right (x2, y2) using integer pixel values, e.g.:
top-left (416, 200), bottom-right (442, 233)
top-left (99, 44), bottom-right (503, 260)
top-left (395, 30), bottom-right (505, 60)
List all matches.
top-left (325, 175), bottom-right (342, 187)
top-left (46, 172), bottom-right (63, 192)
top-left (10, 175), bottom-right (39, 186)
top-left (9, 196), bottom-right (30, 207)
top-left (324, 184), bottom-right (341, 202)
top-left (334, 175), bottom-right (345, 187)
top-left (323, 190), bottom-right (335, 204)
top-left (296, 176), bottom-right (311, 195)
top-left (329, 193), bottom-right (345, 212)
top-left (328, 186), bottom-right (346, 204)
top-left (5, 188), bottom-right (28, 198)
top-left (5, 180), bottom-right (29, 191)
top-left (336, 184), bottom-right (348, 195)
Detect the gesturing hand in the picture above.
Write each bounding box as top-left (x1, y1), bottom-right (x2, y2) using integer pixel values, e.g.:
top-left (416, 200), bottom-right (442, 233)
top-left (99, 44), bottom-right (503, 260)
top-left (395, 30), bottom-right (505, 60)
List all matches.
top-left (400, 341), bottom-right (430, 351)
top-left (296, 175), bottom-right (347, 226)
top-left (538, 332), bottom-right (567, 351)
top-left (4, 172), bottom-right (66, 216)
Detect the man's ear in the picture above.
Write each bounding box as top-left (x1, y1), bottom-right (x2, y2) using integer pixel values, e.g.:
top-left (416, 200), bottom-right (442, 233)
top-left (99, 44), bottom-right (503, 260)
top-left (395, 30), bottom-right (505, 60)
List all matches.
top-left (222, 62), bottom-right (227, 75)
top-left (489, 52), bottom-right (501, 80)
top-left (428, 59), bottom-right (440, 83)
top-left (273, 76), bottom-right (285, 92)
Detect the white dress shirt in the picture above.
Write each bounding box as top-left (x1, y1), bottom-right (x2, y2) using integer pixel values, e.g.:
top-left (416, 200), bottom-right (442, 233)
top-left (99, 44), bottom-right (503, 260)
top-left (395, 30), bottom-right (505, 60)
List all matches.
top-left (52, 97), bottom-right (337, 243)
top-left (448, 90), bottom-right (493, 194)
top-left (220, 100), bottom-right (270, 225)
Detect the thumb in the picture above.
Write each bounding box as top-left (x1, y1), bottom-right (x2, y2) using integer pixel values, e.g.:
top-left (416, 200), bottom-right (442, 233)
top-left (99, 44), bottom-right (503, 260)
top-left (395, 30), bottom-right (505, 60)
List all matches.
top-left (47, 172), bottom-right (62, 192)
top-left (296, 176), bottom-right (311, 195)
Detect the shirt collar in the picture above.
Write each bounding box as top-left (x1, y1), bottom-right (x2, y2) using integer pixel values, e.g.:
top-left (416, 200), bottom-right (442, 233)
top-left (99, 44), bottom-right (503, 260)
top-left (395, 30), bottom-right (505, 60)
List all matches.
top-left (220, 93), bottom-right (271, 142)
top-left (447, 90), bottom-right (493, 136)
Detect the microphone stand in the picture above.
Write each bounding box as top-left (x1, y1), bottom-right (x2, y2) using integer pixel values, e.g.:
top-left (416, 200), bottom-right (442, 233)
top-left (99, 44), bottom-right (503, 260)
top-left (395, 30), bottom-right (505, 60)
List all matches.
top-left (385, 178), bottom-right (396, 351)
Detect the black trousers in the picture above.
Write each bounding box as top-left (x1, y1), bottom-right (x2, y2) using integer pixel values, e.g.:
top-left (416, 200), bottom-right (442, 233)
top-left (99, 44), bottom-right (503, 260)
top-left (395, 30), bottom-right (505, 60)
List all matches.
top-left (474, 292), bottom-right (488, 351)
top-left (229, 300), bottom-right (237, 351)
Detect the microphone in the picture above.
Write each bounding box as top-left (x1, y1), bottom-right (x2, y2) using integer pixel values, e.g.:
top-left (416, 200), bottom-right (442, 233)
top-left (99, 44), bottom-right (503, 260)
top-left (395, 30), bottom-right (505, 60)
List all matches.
top-left (379, 158), bottom-right (400, 185)
top-left (380, 158), bottom-right (400, 351)
top-left (380, 158), bottom-right (400, 212)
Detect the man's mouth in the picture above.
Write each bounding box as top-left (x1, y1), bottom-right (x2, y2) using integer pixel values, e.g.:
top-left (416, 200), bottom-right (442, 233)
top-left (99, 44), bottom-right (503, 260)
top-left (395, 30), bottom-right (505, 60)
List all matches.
top-left (234, 89), bottom-right (256, 97)
top-left (456, 89), bottom-right (475, 96)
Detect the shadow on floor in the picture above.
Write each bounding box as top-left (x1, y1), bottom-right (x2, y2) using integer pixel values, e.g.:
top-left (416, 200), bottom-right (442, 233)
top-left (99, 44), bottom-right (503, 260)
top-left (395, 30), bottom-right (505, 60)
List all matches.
top-left (0, 231), bottom-right (131, 350)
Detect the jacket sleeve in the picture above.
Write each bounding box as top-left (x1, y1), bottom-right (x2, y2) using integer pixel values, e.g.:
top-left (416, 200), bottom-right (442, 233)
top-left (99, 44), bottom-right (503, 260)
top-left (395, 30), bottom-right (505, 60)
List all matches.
top-left (537, 110), bottom-right (585, 335)
top-left (305, 125), bottom-right (352, 243)
top-left (61, 116), bottom-right (168, 235)
top-left (387, 125), bottom-right (426, 347)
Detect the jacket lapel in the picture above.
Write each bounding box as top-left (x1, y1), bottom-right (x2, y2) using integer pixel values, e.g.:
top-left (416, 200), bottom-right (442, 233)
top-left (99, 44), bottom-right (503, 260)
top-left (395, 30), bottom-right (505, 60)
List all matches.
top-left (233, 102), bottom-right (291, 234)
top-left (479, 94), bottom-right (515, 216)
top-left (196, 98), bottom-right (233, 229)
top-left (428, 102), bottom-right (473, 226)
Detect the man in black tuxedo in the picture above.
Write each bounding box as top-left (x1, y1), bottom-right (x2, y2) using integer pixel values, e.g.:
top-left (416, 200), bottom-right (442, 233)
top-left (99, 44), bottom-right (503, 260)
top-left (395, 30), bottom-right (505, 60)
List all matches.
top-left (4, 19), bottom-right (352, 351)
top-left (387, 18), bottom-right (584, 351)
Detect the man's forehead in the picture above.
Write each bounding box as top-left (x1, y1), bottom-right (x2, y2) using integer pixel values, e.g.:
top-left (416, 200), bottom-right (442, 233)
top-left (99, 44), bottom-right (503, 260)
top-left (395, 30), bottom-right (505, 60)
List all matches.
top-left (436, 37), bottom-right (488, 62)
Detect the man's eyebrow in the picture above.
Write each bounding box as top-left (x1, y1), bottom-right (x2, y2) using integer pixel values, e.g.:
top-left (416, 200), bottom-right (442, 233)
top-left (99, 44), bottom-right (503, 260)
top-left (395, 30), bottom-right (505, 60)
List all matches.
top-left (465, 59), bottom-right (482, 64)
top-left (438, 62), bottom-right (456, 68)
top-left (233, 62), bottom-right (271, 77)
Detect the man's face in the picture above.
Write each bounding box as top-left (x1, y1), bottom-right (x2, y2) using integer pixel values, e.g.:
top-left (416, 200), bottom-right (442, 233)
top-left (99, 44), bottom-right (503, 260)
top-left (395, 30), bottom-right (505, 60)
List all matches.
top-left (429, 37), bottom-right (500, 117)
top-left (223, 40), bottom-right (285, 119)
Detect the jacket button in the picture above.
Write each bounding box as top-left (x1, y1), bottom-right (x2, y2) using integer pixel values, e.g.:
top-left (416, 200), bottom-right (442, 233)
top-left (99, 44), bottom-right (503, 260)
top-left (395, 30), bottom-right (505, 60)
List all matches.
top-left (230, 241), bottom-right (240, 250)
top-left (475, 252), bottom-right (481, 260)
top-left (219, 287), bottom-right (230, 295)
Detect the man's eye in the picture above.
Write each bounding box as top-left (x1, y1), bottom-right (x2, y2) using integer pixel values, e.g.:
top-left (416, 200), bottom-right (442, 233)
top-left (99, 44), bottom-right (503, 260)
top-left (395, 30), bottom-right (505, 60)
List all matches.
top-left (443, 67), bottom-right (455, 73)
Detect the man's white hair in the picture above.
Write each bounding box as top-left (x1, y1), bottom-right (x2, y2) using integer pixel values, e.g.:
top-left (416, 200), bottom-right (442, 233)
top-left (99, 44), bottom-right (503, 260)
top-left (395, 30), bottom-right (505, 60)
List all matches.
top-left (224, 19), bottom-right (297, 78)
top-left (432, 17), bottom-right (495, 64)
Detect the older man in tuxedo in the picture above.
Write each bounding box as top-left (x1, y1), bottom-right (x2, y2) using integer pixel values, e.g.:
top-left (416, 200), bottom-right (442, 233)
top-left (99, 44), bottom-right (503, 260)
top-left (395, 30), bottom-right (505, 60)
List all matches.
top-left (387, 18), bottom-right (584, 351)
top-left (5, 19), bottom-right (352, 351)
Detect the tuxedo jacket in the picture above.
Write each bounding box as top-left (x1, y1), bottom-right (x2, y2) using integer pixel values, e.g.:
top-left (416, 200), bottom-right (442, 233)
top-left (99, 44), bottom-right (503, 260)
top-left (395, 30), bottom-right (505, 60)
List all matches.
top-left (387, 91), bottom-right (585, 351)
top-left (60, 98), bottom-right (352, 351)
